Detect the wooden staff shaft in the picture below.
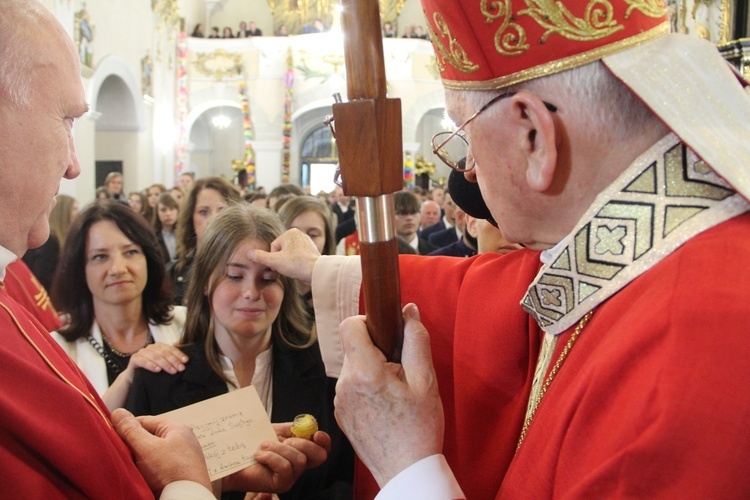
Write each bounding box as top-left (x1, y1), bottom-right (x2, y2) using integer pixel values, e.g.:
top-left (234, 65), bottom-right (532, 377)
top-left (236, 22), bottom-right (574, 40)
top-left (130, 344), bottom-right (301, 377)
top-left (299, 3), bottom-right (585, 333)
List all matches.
top-left (334, 0), bottom-right (404, 361)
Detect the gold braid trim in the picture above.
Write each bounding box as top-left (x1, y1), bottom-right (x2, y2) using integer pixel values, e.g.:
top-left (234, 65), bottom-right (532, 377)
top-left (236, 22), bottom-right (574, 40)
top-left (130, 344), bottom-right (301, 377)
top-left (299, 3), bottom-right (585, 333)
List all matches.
top-left (442, 22), bottom-right (669, 90)
top-left (516, 310), bottom-right (594, 450)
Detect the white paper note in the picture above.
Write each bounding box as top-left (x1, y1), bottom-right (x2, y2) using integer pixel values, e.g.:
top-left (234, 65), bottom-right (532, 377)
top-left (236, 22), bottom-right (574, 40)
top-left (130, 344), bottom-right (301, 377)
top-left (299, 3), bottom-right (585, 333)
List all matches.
top-left (161, 386), bottom-right (278, 481)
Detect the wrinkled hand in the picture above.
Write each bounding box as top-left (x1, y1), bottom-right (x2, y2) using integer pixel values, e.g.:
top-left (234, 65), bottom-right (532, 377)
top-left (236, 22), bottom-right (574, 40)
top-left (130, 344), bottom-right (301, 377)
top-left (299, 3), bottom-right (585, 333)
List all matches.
top-left (334, 303), bottom-right (444, 487)
top-left (128, 342), bottom-right (188, 377)
top-left (112, 408), bottom-right (211, 495)
top-left (222, 427), bottom-right (330, 494)
top-left (248, 228), bottom-right (321, 283)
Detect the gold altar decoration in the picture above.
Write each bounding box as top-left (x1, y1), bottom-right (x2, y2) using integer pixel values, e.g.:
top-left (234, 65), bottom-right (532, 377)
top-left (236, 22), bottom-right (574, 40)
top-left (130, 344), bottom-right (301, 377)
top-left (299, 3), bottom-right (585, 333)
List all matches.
top-left (232, 159), bottom-right (247, 172)
top-left (267, 0), bottom-right (405, 35)
top-left (414, 154), bottom-right (435, 176)
top-left (195, 49), bottom-right (244, 80)
top-left (152, 0), bottom-right (181, 32)
top-left (296, 49), bottom-right (346, 80)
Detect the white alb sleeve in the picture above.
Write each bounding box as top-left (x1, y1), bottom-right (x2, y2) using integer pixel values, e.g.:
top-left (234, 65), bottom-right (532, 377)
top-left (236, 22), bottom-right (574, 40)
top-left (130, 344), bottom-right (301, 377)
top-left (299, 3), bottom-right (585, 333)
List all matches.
top-left (375, 454), bottom-right (465, 500)
top-left (312, 255), bottom-right (362, 378)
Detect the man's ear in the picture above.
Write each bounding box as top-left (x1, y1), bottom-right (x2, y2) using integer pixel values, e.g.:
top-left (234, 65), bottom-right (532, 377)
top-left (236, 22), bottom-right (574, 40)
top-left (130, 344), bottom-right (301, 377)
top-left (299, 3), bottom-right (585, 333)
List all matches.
top-left (509, 91), bottom-right (558, 192)
top-left (465, 214), bottom-right (479, 238)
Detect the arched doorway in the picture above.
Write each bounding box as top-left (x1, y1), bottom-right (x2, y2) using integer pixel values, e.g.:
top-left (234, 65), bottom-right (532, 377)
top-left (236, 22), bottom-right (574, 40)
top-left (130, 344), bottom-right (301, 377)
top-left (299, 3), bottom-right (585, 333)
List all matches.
top-left (299, 124), bottom-right (338, 195)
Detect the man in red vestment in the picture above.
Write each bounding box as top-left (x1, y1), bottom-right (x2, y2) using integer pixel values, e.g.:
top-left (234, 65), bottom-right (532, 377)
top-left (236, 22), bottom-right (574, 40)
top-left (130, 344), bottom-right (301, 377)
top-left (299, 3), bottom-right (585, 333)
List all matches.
top-left (0, 1), bottom-right (328, 497)
top-left (252, 0), bottom-right (750, 497)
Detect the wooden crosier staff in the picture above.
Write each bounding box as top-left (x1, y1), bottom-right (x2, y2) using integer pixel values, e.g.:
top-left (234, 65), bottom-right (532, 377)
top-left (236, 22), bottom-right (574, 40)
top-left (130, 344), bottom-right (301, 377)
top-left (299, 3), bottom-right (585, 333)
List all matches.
top-left (332, 0), bottom-right (403, 362)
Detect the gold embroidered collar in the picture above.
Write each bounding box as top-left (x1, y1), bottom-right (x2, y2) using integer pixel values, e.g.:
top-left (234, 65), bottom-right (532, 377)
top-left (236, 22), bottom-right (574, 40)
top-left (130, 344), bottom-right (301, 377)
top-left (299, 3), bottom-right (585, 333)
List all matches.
top-left (522, 133), bottom-right (750, 334)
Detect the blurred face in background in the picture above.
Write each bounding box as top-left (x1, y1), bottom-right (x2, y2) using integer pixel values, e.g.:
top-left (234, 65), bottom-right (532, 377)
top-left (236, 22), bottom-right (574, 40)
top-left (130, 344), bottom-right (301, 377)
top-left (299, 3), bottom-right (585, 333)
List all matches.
top-left (290, 210), bottom-right (327, 254)
top-left (147, 186), bottom-right (163, 208)
top-left (419, 201), bottom-right (441, 229)
top-left (106, 175), bottom-right (123, 196)
top-left (430, 187), bottom-right (445, 207)
top-left (178, 173), bottom-right (194, 192)
top-left (193, 188), bottom-right (229, 243)
top-left (129, 193), bottom-right (143, 213)
top-left (158, 202), bottom-right (178, 231)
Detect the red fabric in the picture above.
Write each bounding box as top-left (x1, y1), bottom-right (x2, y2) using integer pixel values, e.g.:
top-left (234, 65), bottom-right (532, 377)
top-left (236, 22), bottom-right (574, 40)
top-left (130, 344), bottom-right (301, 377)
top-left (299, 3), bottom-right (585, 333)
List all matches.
top-left (344, 232), bottom-right (361, 255)
top-left (421, 0), bottom-right (669, 88)
top-left (0, 287), bottom-right (153, 498)
top-left (4, 260), bottom-right (62, 332)
top-left (355, 213), bottom-right (750, 498)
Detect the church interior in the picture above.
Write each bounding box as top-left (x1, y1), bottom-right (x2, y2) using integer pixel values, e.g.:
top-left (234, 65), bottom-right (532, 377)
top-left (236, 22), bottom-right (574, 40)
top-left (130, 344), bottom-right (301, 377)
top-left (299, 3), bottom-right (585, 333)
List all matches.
top-left (44, 0), bottom-right (750, 204)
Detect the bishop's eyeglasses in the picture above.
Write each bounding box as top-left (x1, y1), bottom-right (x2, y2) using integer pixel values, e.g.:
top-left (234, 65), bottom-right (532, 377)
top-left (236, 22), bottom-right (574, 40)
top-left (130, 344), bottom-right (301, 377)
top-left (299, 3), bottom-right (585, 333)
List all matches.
top-left (431, 91), bottom-right (558, 173)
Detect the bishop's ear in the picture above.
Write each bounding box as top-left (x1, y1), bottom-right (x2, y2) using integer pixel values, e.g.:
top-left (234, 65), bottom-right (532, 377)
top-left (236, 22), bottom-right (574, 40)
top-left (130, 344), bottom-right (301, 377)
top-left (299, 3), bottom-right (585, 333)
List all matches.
top-left (510, 91), bottom-right (559, 193)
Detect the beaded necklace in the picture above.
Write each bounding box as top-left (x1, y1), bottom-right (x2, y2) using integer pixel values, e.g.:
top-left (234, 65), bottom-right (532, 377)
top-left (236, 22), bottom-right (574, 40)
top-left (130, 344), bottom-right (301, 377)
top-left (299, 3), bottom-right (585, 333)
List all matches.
top-left (87, 327), bottom-right (154, 376)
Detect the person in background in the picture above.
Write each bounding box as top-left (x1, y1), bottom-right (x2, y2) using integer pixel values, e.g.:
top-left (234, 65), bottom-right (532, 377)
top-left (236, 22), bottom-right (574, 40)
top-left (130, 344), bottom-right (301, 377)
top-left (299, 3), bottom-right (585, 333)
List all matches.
top-left (178, 171), bottom-right (195, 193)
top-left (429, 186), bottom-right (446, 208)
top-left (246, 191), bottom-right (268, 207)
top-left (222, 26), bottom-right (234, 38)
top-left (154, 192), bottom-right (180, 263)
top-left (251, 0), bottom-right (750, 496)
top-left (147, 183), bottom-right (167, 214)
top-left (51, 202), bottom-right (187, 411)
top-left (0, 2), bottom-right (326, 497)
top-left (383, 21), bottom-right (397, 38)
top-left (267, 183), bottom-right (304, 210)
top-left (421, 192), bottom-right (457, 243)
top-left (127, 204), bottom-right (354, 499)
top-left (128, 191), bottom-right (148, 218)
top-left (95, 186), bottom-right (110, 203)
top-left (276, 24), bottom-right (289, 36)
top-left (237, 20), bottom-right (250, 38)
top-left (330, 186), bottom-right (357, 243)
top-left (278, 196), bottom-right (336, 312)
top-left (428, 207), bottom-right (476, 258)
top-left (23, 193), bottom-right (78, 291)
top-left (169, 185), bottom-right (185, 204)
top-left (412, 25), bottom-right (430, 40)
top-left (394, 191), bottom-right (437, 255)
top-left (103, 171), bottom-right (124, 201)
top-left (418, 200), bottom-right (441, 238)
top-left (169, 176), bottom-right (241, 305)
top-left (248, 21), bottom-right (263, 36)
top-left (190, 23), bottom-right (204, 38)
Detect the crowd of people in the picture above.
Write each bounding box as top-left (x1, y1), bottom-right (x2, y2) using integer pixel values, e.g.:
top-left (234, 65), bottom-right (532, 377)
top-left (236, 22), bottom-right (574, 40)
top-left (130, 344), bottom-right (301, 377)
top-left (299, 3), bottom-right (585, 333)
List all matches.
top-left (192, 21), bottom-right (263, 39)
top-left (4, 0), bottom-right (749, 498)
top-left (14, 156), bottom-right (468, 498)
top-left (190, 18), bottom-right (332, 38)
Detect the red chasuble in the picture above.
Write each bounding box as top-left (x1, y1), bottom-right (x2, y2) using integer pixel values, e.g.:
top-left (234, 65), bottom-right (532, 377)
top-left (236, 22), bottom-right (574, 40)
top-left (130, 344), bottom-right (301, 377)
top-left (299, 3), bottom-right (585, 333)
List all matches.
top-left (4, 260), bottom-right (62, 332)
top-left (355, 213), bottom-right (750, 499)
top-left (0, 286), bottom-right (153, 498)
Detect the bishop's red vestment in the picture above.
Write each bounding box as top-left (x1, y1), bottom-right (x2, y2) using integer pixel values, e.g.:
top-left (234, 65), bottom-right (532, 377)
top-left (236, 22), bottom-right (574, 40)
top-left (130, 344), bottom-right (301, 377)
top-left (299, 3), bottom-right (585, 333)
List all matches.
top-left (0, 284), bottom-right (153, 497)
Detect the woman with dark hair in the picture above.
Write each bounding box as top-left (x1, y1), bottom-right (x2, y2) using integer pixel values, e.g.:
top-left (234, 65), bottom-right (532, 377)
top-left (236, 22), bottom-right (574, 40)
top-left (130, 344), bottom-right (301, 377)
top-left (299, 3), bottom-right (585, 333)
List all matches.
top-left (127, 204), bottom-right (353, 499)
top-left (169, 176), bottom-right (241, 305)
top-left (51, 201), bottom-right (188, 411)
top-left (127, 191), bottom-right (148, 219)
top-left (153, 192), bottom-right (180, 263)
